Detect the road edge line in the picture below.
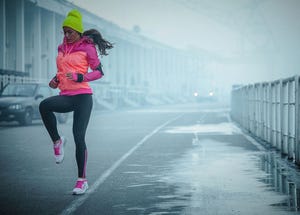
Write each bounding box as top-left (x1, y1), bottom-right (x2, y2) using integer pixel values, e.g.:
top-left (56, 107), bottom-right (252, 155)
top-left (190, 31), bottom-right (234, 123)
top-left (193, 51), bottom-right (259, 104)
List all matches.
top-left (60, 114), bottom-right (183, 215)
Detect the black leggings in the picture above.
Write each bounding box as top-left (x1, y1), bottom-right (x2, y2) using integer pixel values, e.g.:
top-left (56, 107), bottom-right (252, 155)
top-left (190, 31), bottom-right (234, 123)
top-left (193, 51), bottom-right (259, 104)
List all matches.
top-left (39, 94), bottom-right (93, 178)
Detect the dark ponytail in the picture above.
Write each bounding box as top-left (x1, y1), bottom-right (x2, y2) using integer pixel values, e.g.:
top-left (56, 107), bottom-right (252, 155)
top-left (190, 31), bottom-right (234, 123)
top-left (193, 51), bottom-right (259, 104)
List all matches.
top-left (83, 29), bottom-right (113, 56)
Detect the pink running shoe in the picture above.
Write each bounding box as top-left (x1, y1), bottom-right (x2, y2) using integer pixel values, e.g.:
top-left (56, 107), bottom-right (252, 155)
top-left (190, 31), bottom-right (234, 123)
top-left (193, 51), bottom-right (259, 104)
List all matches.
top-left (53, 136), bottom-right (66, 164)
top-left (73, 178), bottom-right (88, 195)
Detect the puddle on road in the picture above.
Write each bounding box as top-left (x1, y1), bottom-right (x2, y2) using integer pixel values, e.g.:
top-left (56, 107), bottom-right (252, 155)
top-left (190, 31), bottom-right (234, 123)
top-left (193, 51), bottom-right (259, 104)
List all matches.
top-left (119, 122), bottom-right (299, 214)
top-left (164, 122), bottom-right (241, 136)
top-left (153, 135), bottom-right (300, 214)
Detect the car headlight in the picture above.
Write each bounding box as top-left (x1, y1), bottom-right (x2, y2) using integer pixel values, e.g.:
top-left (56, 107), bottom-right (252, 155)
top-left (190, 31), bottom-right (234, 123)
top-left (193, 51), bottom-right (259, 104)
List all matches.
top-left (8, 104), bottom-right (23, 110)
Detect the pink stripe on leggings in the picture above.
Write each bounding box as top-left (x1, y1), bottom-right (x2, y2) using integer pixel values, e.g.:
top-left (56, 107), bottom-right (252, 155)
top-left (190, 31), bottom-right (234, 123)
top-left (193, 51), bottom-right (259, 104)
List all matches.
top-left (83, 149), bottom-right (87, 178)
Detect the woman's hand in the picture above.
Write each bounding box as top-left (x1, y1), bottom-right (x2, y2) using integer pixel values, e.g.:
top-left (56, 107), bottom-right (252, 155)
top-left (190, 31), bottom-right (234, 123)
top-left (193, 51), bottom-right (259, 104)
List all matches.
top-left (49, 76), bottom-right (59, 89)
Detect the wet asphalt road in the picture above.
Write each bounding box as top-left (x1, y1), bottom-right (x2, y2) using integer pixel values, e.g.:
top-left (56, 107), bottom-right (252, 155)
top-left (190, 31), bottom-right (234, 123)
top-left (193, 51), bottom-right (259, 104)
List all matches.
top-left (0, 103), bottom-right (299, 215)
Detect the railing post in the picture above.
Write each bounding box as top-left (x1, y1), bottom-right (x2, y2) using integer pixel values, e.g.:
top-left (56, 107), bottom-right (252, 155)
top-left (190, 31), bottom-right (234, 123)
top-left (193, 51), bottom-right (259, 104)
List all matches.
top-left (287, 77), bottom-right (295, 160)
top-left (282, 80), bottom-right (288, 155)
top-left (295, 76), bottom-right (300, 164)
top-left (267, 83), bottom-right (272, 143)
top-left (279, 79), bottom-right (283, 152)
top-left (271, 82), bottom-right (275, 147)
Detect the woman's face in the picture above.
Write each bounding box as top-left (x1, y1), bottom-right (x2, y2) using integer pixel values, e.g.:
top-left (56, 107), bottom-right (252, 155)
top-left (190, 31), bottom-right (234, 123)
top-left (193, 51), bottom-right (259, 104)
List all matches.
top-left (63, 27), bottom-right (80, 44)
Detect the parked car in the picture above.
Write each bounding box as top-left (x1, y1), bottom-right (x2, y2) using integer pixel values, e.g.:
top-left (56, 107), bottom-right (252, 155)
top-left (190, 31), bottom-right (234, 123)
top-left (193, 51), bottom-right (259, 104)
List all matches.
top-left (0, 82), bottom-right (68, 125)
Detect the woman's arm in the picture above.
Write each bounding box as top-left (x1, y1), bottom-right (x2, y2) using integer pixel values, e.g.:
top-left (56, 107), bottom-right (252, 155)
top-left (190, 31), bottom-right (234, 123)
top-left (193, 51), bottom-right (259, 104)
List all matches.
top-left (65, 42), bottom-right (104, 82)
top-left (66, 63), bottom-right (103, 82)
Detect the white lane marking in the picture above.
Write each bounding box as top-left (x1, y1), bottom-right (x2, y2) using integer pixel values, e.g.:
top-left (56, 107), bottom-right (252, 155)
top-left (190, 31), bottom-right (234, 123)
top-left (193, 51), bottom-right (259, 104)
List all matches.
top-left (60, 114), bottom-right (183, 215)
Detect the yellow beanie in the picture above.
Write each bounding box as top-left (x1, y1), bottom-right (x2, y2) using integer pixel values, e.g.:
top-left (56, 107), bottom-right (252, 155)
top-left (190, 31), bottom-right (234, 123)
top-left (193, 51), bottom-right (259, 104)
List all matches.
top-left (62, 9), bottom-right (84, 33)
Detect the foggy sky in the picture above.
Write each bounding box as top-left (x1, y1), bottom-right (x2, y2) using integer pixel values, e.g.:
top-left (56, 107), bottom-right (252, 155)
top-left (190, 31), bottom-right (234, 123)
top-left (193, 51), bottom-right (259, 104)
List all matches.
top-left (70, 0), bottom-right (300, 87)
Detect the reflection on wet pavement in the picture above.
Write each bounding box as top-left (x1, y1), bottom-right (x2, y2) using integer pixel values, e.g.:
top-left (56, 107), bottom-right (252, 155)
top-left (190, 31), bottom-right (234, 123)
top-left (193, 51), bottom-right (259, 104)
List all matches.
top-left (154, 122), bottom-right (300, 214)
top-left (116, 116), bottom-right (300, 214)
top-left (157, 141), bottom-right (282, 214)
top-left (165, 122), bottom-right (239, 135)
top-left (259, 152), bottom-right (300, 212)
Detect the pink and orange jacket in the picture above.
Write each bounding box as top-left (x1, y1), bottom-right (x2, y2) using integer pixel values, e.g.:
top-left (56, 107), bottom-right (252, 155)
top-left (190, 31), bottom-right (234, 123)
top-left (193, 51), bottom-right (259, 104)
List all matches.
top-left (51, 36), bottom-right (103, 96)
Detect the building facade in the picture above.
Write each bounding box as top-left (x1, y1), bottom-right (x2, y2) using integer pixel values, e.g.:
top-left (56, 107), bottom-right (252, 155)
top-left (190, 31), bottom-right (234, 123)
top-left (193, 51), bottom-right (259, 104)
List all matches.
top-left (0, 0), bottom-right (205, 108)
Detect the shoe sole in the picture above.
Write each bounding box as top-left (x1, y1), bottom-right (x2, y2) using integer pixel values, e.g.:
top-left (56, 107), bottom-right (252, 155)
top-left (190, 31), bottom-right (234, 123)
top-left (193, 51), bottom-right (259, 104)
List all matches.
top-left (72, 184), bottom-right (88, 195)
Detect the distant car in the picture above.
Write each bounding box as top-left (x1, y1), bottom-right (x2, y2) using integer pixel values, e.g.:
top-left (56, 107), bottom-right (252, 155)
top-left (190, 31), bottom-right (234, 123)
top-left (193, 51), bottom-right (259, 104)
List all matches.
top-left (194, 90), bottom-right (217, 103)
top-left (0, 82), bottom-right (68, 125)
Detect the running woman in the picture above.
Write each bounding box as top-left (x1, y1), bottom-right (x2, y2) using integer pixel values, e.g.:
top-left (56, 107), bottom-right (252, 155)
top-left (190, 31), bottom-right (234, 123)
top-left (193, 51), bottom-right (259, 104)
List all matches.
top-left (39, 9), bottom-right (113, 195)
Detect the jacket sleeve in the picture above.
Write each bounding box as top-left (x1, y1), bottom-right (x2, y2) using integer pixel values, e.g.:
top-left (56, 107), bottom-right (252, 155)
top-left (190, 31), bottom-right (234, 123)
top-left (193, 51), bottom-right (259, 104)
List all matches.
top-left (76, 44), bottom-right (103, 82)
top-left (80, 68), bottom-right (103, 82)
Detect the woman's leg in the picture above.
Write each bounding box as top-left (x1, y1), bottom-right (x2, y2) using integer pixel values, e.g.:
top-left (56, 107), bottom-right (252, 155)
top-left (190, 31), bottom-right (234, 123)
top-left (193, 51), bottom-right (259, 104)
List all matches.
top-left (72, 94), bottom-right (93, 178)
top-left (39, 95), bottom-right (74, 142)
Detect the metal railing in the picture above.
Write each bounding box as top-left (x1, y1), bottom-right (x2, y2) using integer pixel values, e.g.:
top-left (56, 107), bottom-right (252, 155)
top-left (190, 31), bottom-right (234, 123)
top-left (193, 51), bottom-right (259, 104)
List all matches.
top-left (0, 69), bottom-right (30, 91)
top-left (231, 76), bottom-right (300, 165)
